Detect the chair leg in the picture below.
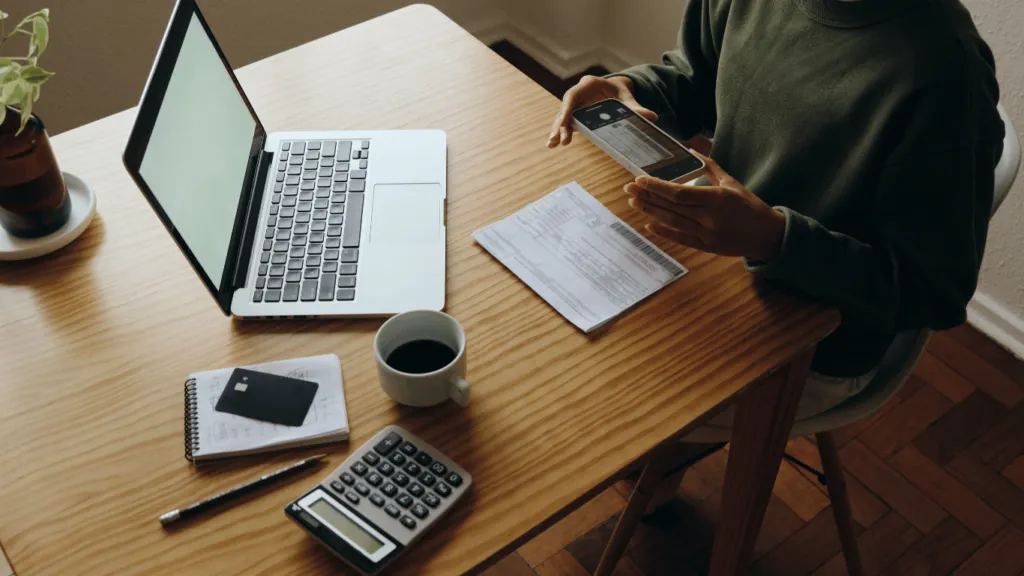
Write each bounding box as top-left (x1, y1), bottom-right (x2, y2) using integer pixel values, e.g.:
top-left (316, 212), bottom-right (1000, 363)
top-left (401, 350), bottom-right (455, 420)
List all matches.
top-left (815, 431), bottom-right (864, 576)
top-left (594, 445), bottom-right (679, 576)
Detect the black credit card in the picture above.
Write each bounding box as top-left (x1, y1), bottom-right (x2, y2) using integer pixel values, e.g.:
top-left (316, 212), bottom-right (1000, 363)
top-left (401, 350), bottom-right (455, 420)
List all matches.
top-left (214, 368), bottom-right (319, 426)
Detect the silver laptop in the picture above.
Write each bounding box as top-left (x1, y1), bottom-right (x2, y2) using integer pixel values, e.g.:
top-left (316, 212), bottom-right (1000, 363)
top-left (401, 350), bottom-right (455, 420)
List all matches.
top-left (123, 0), bottom-right (446, 318)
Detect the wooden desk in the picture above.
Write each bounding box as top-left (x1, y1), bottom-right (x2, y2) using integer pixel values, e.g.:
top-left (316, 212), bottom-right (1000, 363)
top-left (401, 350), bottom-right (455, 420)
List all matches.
top-left (0, 6), bottom-right (838, 575)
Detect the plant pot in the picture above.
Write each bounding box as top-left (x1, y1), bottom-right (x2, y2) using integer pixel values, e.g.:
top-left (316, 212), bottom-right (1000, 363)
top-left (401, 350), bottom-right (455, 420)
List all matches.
top-left (0, 105), bottom-right (71, 238)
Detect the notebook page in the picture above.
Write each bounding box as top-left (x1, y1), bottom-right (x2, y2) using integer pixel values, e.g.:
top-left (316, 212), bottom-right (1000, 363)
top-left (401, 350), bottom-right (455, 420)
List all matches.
top-left (193, 354), bottom-right (348, 458)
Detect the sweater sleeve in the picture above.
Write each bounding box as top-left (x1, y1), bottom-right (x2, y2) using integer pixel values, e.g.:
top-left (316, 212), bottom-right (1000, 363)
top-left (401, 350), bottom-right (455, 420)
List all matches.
top-left (609, 0), bottom-right (726, 139)
top-left (746, 43), bottom-right (1002, 333)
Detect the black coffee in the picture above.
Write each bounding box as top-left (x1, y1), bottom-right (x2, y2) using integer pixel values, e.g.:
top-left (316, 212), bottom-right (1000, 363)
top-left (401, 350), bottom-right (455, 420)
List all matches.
top-left (385, 339), bottom-right (457, 374)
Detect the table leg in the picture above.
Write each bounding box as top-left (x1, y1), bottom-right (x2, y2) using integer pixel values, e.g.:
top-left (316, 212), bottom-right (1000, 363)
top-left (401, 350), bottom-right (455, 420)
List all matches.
top-left (708, 347), bottom-right (814, 575)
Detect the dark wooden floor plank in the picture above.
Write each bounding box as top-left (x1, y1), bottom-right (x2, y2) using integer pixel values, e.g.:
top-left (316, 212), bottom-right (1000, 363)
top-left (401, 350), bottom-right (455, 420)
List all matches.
top-left (841, 441), bottom-right (948, 533)
top-left (751, 510), bottom-right (852, 576)
top-left (946, 325), bottom-right (1024, 389)
top-left (913, 391), bottom-right (1006, 466)
top-left (951, 524), bottom-right (1024, 576)
top-left (947, 451), bottom-right (1024, 531)
top-left (881, 517), bottom-right (982, 576)
top-left (811, 511), bottom-right (921, 576)
top-left (965, 401), bottom-right (1024, 470)
top-left (832, 393), bottom-right (904, 448)
top-left (889, 446), bottom-right (1006, 539)
top-left (929, 332), bottom-right (1024, 407)
top-left (860, 384), bottom-right (953, 458)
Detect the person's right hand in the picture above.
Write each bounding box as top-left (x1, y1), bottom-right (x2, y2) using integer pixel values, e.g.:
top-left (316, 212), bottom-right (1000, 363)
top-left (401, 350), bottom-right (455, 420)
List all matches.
top-left (547, 75), bottom-right (658, 148)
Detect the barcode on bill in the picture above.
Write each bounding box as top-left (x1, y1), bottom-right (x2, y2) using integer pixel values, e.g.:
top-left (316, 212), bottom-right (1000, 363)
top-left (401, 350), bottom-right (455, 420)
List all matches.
top-left (610, 221), bottom-right (684, 276)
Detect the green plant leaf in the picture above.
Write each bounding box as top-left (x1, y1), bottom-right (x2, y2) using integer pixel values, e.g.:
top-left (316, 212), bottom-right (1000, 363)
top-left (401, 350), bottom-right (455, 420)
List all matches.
top-left (32, 16), bottom-right (48, 57)
top-left (0, 10), bottom-right (9, 21)
top-left (31, 84), bottom-right (40, 102)
top-left (0, 104), bottom-right (6, 128)
top-left (21, 65), bottom-right (53, 85)
top-left (16, 91), bottom-right (32, 135)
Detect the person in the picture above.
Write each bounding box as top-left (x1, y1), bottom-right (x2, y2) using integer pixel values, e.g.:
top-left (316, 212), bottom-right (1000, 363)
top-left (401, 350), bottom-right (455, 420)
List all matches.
top-left (548, 0), bottom-right (1004, 423)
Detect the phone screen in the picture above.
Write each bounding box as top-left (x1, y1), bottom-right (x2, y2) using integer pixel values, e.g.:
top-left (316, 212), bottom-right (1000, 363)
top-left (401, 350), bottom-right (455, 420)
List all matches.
top-left (574, 100), bottom-right (704, 181)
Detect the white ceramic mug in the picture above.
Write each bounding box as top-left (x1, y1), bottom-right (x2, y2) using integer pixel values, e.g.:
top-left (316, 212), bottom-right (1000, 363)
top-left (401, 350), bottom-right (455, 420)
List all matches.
top-left (374, 310), bottom-right (469, 407)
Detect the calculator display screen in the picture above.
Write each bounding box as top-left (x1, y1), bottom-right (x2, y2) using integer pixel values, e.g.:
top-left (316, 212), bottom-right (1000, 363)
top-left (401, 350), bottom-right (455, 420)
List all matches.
top-left (310, 499), bottom-right (384, 555)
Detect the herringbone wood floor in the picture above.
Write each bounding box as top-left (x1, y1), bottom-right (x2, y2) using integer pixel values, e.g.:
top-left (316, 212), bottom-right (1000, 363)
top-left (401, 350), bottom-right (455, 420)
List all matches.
top-left (488, 42), bottom-right (1024, 576)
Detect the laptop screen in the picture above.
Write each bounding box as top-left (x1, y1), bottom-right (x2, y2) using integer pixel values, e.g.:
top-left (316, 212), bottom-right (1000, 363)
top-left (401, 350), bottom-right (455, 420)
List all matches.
top-left (138, 13), bottom-right (257, 285)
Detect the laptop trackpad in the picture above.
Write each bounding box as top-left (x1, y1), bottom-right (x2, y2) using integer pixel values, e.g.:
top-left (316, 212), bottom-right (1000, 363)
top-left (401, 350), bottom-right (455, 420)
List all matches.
top-left (370, 184), bottom-right (442, 243)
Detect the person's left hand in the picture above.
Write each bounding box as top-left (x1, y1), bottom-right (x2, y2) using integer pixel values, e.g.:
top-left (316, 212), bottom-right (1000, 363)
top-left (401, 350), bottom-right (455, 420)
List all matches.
top-left (623, 153), bottom-right (786, 261)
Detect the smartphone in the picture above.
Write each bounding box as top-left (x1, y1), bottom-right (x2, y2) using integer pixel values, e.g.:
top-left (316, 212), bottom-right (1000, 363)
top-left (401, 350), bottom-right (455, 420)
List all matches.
top-left (572, 98), bottom-right (705, 182)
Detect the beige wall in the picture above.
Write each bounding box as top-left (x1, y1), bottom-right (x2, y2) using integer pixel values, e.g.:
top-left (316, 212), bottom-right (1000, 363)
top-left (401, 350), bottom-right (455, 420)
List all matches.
top-left (12, 0), bottom-right (499, 135)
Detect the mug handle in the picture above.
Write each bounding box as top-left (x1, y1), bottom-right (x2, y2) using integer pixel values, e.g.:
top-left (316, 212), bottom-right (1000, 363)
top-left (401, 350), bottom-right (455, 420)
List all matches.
top-left (448, 377), bottom-right (470, 407)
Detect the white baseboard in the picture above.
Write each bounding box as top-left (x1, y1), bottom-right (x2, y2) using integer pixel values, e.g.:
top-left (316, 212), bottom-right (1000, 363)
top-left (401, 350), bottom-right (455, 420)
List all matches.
top-left (967, 291), bottom-right (1024, 360)
top-left (465, 19), bottom-right (645, 78)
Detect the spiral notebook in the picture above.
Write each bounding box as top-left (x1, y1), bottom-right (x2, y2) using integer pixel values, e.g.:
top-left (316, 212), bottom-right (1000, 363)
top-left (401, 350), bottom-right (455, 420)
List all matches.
top-left (184, 354), bottom-right (349, 462)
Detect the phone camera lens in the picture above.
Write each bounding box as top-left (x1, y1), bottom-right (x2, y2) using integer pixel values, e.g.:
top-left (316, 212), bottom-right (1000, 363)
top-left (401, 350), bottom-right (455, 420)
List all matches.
top-left (599, 113), bottom-right (611, 120)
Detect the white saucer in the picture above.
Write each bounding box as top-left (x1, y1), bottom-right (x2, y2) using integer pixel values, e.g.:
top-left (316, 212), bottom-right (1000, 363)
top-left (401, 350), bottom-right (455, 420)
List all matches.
top-left (0, 172), bottom-right (97, 261)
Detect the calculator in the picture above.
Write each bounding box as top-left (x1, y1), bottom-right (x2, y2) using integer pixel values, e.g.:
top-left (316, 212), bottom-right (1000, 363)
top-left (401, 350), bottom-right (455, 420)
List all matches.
top-left (286, 425), bottom-right (472, 574)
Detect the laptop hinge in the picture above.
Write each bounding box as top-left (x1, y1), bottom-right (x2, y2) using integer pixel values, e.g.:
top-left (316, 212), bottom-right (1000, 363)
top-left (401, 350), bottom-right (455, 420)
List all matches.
top-left (231, 148), bottom-right (273, 289)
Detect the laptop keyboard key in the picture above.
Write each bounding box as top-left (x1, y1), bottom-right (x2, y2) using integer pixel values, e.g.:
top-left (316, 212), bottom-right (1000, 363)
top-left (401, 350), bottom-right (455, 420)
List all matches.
top-left (311, 221), bottom-right (326, 232)
top-left (258, 264), bottom-right (268, 276)
top-left (288, 155), bottom-right (303, 165)
top-left (317, 178), bottom-right (331, 188)
top-left (275, 172), bottom-right (285, 182)
top-left (304, 268), bottom-right (319, 279)
top-left (331, 183), bottom-right (347, 194)
top-left (285, 271), bottom-right (301, 283)
top-left (283, 283), bottom-right (300, 302)
top-left (336, 289), bottom-right (355, 301)
top-left (288, 246), bottom-right (305, 258)
top-left (343, 195), bottom-right (363, 247)
top-left (298, 202), bottom-right (312, 212)
top-left (283, 187), bottom-right (298, 197)
top-left (328, 214), bottom-right (344, 226)
top-left (313, 209), bottom-right (327, 220)
top-left (307, 141), bottom-right (321, 150)
top-left (323, 261), bottom-right (338, 273)
top-left (306, 256), bottom-right (321, 267)
top-left (326, 237), bottom-right (341, 249)
top-left (334, 162), bottom-right (350, 172)
top-left (282, 196), bottom-right (297, 207)
top-left (359, 160), bottom-right (368, 170)
top-left (281, 142), bottom-right (291, 152)
top-left (272, 193), bottom-right (282, 204)
top-left (349, 180), bottom-right (365, 193)
top-left (327, 226), bottom-right (342, 237)
top-left (338, 141), bottom-right (352, 159)
top-left (253, 290), bottom-right (263, 302)
top-left (319, 275), bottom-right (335, 300)
top-left (270, 204), bottom-right (280, 216)
top-left (310, 231), bottom-right (326, 243)
top-left (361, 141), bottom-right (370, 149)
top-left (307, 244), bottom-right (323, 256)
top-left (324, 249), bottom-right (339, 261)
top-left (339, 264), bottom-right (357, 275)
top-left (305, 150), bottom-right (319, 160)
top-left (268, 277), bottom-right (284, 289)
top-left (333, 172), bottom-right (348, 182)
top-left (301, 170), bottom-right (315, 180)
top-left (314, 198), bottom-right (329, 210)
top-left (350, 170), bottom-right (366, 180)
top-left (295, 223), bottom-right (309, 235)
top-left (269, 265), bottom-right (286, 277)
top-left (318, 167), bottom-right (332, 178)
top-left (260, 252), bottom-right (271, 264)
top-left (272, 253), bottom-right (287, 265)
top-left (303, 159), bottom-right (317, 170)
top-left (285, 175), bottom-right (299, 185)
top-left (273, 241), bottom-right (289, 252)
top-left (287, 259), bottom-right (303, 271)
top-left (315, 188), bottom-right (330, 199)
top-left (341, 249), bottom-right (358, 263)
top-left (296, 212), bottom-right (311, 224)
top-left (301, 280), bottom-right (318, 301)
top-left (264, 227), bottom-right (275, 239)
top-left (300, 181), bottom-right (314, 191)
top-left (265, 290), bottom-right (281, 302)
top-left (292, 235), bottom-right (307, 246)
top-left (276, 229), bottom-right (290, 241)
top-left (299, 190), bottom-right (313, 201)
top-left (337, 276), bottom-right (355, 288)
top-left (322, 141), bottom-right (337, 156)
top-left (287, 165), bottom-right (301, 175)
top-left (291, 142), bottom-right (305, 154)
top-left (329, 203), bottom-right (345, 214)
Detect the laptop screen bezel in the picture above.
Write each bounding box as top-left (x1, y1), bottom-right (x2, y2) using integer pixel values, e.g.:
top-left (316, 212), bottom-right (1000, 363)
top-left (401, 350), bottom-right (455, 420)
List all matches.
top-left (122, 0), bottom-right (266, 315)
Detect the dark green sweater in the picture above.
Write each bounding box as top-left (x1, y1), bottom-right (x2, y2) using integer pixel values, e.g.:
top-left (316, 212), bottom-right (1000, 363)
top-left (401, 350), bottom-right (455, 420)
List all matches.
top-left (617, 0), bottom-right (1003, 377)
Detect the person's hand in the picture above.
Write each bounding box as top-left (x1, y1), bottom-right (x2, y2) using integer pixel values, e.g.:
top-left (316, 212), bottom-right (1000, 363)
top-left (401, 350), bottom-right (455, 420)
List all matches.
top-left (624, 153), bottom-right (786, 261)
top-left (547, 75), bottom-right (658, 148)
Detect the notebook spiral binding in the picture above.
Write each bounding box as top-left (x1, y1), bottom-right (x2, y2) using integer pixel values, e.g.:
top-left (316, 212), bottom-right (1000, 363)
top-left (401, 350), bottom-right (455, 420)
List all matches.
top-left (184, 378), bottom-right (200, 462)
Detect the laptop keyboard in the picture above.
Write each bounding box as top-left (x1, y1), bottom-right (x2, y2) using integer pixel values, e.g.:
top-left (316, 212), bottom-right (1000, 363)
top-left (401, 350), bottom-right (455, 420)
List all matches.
top-left (253, 139), bottom-right (370, 304)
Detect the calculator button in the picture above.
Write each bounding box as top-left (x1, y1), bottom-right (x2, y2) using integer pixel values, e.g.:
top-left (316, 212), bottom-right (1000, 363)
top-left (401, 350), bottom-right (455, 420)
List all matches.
top-left (418, 472), bottom-right (437, 487)
top-left (330, 480), bottom-right (345, 494)
top-left (362, 452), bottom-right (380, 466)
top-left (384, 504), bottom-right (400, 518)
top-left (411, 503), bottom-right (429, 519)
top-left (399, 442), bottom-right (418, 457)
top-left (380, 483), bottom-right (398, 498)
top-left (345, 492), bottom-right (360, 505)
top-left (340, 472), bottom-right (356, 486)
top-left (414, 452), bottom-right (433, 467)
top-left (351, 462), bottom-right (368, 476)
top-left (374, 431), bottom-right (403, 456)
top-left (369, 493), bottom-right (385, 507)
top-left (434, 483), bottom-right (452, 498)
top-left (396, 493), bottom-right (414, 509)
top-left (429, 462), bottom-right (448, 477)
top-left (392, 472), bottom-right (410, 487)
top-left (407, 483), bottom-right (425, 498)
top-left (377, 462), bottom-right (395, 477)
top-left (389, 452), bottom-right (407, 466)
top-left (366, 473), bottom-right (383, 487)
top-left (404, 463), bottom-right (422, 477)
top-left (400, 516), bottom-right (417, 530)
top-left (354, 483), bottom-right (370, 496)
top-left (422, 493), bottom-right (441, 508)
top-left (444, 472), bottom-right (464, 487)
